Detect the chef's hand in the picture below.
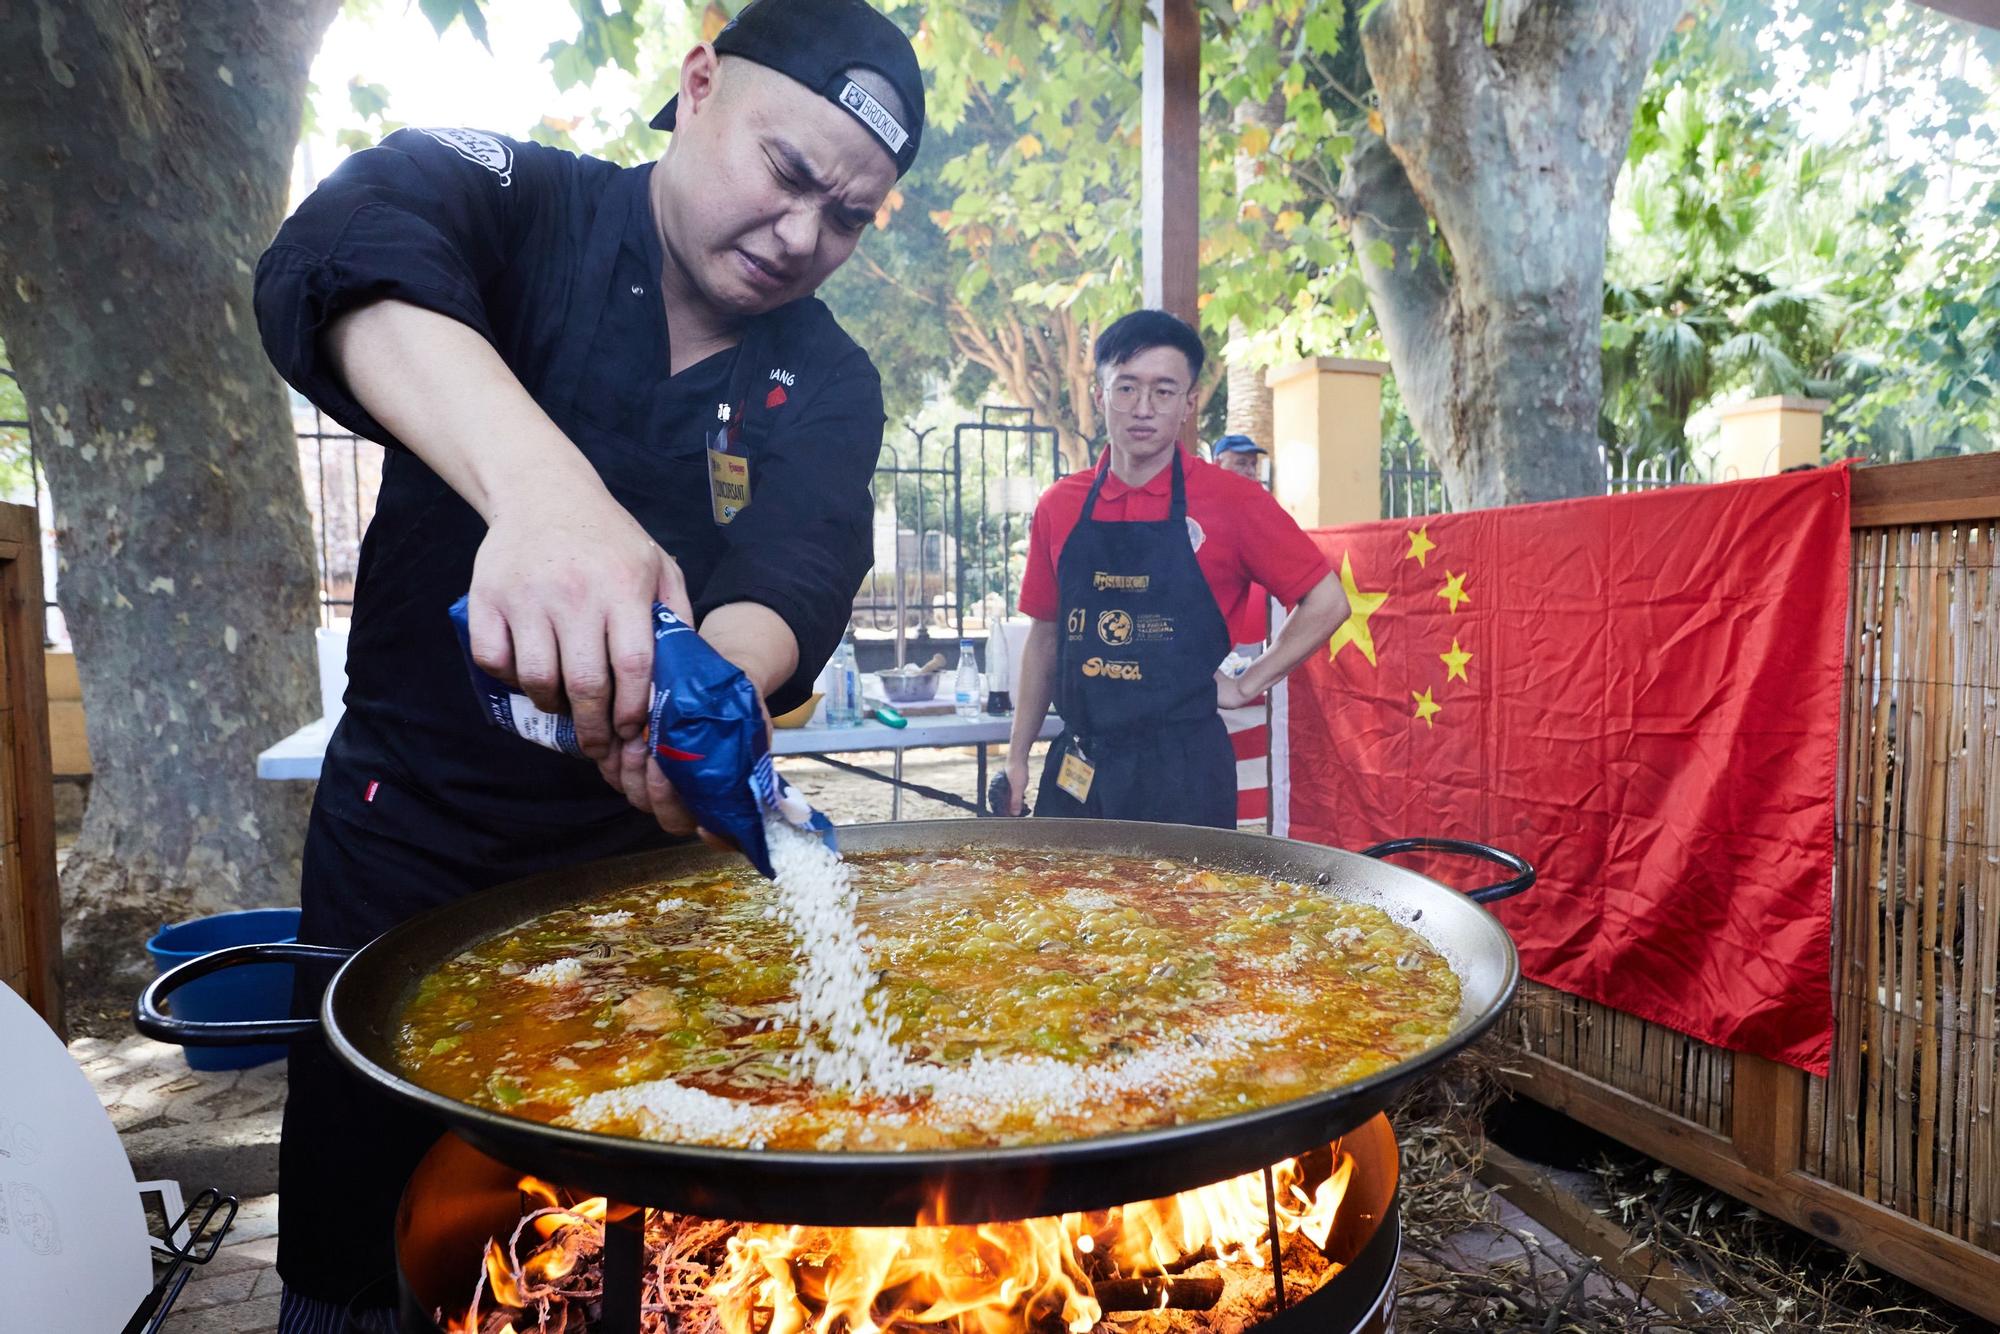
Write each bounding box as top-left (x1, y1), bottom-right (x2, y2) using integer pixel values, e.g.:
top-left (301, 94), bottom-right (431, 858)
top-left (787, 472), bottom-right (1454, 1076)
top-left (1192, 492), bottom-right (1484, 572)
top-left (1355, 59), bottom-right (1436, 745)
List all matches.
top-left (597, 693), bottom-right (776, 840)
top-left (604, 604), bottom-right (794, 840)
top-left (599, 735), bottom-right (699, 836)
top-left (1005, 757), bottom-right (1031, 815)
top-left (465, 485), bottom-right (693, 763)
top-left (1216, 672), bottom-right (1264, 711)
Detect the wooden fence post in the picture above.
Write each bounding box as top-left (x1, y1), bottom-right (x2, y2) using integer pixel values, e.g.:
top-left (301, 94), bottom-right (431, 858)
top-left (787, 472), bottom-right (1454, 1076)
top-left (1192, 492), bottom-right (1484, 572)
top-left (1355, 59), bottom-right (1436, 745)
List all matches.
top-left (1733, 1052), bottom-right (1807, 1178)
top-left (0, 502), bottom-right (62, 1034)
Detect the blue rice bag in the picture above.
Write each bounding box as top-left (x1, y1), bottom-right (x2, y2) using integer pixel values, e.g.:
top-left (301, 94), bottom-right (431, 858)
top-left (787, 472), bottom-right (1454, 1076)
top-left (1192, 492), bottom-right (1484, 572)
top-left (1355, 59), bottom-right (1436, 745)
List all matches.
top-left (447, 595), bottom-right (833, 877)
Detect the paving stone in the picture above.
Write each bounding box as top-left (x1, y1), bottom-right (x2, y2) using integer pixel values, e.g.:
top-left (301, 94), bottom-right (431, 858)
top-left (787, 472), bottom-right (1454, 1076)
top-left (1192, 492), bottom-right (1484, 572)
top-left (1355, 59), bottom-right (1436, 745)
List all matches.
top-left (159, 1290), bottom-right (280, 1333)
top-left (228, 1195), bottom-right (282, 1244)
top-left (118, 1071), bottom-right (213, 1126)
top-left (78, 1032), bottom-right (287, 1203)
top-left (202, 1243), bottom-right (282, 1279)
top-left (173, 1265), bottom-right (262, 1311)
top-left (198, 1217), bottom-right (281, 1277)
top-left (123, 1115), bottom-right (283, 1199)
top-left (231, 1235), bottom-right (282, 1269)
top-left (69, 1034), bottom-right (114, 1064)
top-left (86, 1036), bottom-right (198, 1107)
top-left (160, 1074), bottom-right (288, 1126)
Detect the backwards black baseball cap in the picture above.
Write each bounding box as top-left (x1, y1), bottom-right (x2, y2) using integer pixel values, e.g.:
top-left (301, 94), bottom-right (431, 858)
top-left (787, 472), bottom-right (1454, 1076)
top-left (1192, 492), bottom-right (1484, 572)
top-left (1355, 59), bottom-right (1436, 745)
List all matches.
top-left (650, 0), bottom-right (925, 178)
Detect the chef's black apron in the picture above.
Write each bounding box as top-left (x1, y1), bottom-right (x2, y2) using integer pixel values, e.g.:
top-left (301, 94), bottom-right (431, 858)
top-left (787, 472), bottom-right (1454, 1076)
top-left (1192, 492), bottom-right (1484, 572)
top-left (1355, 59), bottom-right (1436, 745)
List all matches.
top-left (1035, 454), bottom-right (1236, 827)
top-left (276, 167), bottom-right (786, 1304)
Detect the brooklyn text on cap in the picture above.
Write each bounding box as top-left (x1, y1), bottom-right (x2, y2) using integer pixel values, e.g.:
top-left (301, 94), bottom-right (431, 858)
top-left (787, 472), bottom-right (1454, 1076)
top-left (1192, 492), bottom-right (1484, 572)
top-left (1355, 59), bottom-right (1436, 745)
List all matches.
top-left (650, 0), bottom-right (926, 177)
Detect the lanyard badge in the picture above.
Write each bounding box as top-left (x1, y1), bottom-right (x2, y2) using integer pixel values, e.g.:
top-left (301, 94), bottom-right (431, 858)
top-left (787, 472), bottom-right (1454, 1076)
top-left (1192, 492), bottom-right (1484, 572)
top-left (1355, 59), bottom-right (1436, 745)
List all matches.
top-left (707, 400), bottom-right (750, 525)
top-left (1056, 737), bottom-right (1096, 803)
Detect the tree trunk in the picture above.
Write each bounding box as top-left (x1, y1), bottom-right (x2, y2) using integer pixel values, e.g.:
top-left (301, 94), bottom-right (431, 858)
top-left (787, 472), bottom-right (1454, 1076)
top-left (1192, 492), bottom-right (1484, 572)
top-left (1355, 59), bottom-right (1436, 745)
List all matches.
top-left (0, 1), bottom-right (334, 949)
top-left (1342, 0), bottom-right (1680, 508)
top-left (1223, 317), bottom-right (1272, 446)
top-left (950, 303), bottom-right (1098, 471)
top-left (1223, 90), bottom-right (1283, 448)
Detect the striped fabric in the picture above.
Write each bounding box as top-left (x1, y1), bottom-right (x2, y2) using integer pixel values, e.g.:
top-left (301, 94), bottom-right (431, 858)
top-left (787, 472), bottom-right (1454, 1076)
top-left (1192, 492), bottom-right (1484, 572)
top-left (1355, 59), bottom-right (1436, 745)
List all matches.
top-left (1266, 604), bottom-right (1293, 838)
top-left (1223, 618), bottom-right (1278, 830)
top-left (278, 1288), bottom-right (397, 1334)
top-left (1222, 703), bottom-right (1269, 826)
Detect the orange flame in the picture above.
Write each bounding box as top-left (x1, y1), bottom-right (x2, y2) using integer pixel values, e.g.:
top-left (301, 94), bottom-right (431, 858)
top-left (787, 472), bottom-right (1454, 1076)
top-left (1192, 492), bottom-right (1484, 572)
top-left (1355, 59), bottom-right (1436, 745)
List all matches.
top-left (1291, 1153), bottom-right (1354, 1251)
top-left (452, 1150), bottom-right (1354, 1333)
top-left (483, 1238), bottom-right (526, 1308)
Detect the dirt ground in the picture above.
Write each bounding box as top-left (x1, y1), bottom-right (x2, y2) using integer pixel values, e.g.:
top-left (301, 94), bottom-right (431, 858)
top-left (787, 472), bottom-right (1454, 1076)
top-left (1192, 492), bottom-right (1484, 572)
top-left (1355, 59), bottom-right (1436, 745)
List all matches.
top-left (776, 740), bottom-right (1052, 823)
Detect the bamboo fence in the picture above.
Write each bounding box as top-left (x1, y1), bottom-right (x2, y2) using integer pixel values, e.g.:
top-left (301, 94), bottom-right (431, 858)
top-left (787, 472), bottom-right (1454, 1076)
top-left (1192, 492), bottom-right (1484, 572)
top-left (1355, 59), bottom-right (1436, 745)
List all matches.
top-left (1503, 454), bottom-right (2000, 1321)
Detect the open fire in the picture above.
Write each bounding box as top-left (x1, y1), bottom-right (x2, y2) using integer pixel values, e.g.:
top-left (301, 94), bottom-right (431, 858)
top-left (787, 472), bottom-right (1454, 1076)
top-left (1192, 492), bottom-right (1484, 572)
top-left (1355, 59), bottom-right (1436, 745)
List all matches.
top-left (441, 1145), bottom-right (1357, 1334)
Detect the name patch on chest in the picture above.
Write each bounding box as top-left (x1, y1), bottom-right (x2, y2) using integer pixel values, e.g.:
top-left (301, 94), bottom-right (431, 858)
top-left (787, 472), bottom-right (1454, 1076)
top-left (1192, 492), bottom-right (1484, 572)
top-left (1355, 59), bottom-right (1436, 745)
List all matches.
top-left (1093, 572), bottom-right (1150, 592)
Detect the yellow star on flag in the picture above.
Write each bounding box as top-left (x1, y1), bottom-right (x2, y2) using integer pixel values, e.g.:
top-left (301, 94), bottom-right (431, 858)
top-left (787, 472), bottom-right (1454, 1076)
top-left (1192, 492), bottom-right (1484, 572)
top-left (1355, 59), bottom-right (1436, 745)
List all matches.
top-left (1412, 686), bottom-right (1442, 728)
top-left (1327, 552), bottom-right (1388, 667)
top-left (1438, 570), bottom-right (1471, 613)
top-left (1441, 639), bottom-right (1472, 683)
top-left (1405, 524), bottom-right (1436, 567)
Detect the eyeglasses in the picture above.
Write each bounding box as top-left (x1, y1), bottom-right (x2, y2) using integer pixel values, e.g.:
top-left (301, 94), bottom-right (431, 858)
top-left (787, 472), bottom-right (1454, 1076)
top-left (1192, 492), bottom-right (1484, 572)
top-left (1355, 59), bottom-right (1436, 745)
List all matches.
top-left (1107, 383), bottom-right (1189, 412)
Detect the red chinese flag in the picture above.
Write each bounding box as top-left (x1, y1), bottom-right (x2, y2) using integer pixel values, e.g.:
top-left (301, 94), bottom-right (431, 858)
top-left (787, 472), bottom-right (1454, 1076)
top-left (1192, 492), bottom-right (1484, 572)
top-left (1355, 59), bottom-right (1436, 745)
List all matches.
top-left (1283, 467), bottom-right (1849, 1074)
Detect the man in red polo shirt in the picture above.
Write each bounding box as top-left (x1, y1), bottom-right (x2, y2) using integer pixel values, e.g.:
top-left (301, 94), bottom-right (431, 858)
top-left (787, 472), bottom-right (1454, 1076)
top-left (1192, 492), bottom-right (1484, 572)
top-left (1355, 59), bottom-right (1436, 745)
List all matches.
top-left (1002, 310), bottom-right (1348, 826)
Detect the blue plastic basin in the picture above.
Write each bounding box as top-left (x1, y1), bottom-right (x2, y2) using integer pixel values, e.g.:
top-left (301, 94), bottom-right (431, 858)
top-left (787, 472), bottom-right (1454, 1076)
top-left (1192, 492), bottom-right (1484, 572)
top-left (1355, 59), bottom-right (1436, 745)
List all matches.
top-left (144, 908), bottom-right (302, 1071)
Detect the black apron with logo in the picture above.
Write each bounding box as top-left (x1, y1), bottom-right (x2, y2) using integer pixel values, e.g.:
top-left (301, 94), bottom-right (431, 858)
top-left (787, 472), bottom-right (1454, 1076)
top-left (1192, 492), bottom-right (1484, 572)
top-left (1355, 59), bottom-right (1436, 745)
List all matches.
top-left (1035, 454), bottom-right (1236, 828)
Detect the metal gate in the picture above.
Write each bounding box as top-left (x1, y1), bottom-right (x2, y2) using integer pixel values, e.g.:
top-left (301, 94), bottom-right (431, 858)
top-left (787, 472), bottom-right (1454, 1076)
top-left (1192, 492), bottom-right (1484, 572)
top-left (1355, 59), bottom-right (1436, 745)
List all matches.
top-left (855, 405), bottom-right (1066, 664)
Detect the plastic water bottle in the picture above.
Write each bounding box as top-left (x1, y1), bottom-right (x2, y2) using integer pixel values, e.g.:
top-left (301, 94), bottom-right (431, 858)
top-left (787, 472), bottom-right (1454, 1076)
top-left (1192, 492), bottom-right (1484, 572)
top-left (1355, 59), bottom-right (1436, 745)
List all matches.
top-left (825, 633), bottom-right (861, 726)
top-left (954, 639), bottom-right (981, 719)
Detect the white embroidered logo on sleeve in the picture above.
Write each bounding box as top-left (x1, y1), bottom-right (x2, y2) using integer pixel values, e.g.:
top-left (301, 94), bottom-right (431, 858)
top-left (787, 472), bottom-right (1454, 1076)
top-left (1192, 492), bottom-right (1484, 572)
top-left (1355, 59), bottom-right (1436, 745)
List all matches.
top-left (415, 128), bottom-right (515, 186)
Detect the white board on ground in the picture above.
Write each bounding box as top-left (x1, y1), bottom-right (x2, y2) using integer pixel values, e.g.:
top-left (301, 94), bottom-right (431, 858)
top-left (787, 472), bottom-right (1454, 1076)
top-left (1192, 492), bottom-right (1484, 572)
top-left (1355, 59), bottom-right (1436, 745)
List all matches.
top-left (0, 982), bottom-right (153, 1327)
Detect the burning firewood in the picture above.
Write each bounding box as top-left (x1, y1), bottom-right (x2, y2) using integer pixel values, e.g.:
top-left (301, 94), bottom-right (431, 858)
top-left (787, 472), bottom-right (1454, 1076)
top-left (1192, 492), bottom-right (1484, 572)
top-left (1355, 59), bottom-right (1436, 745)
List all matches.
top-left (1091, 1275), bottom-right (1226, 1311)
top-left (444, 1151), bottom-right (1354, 1334)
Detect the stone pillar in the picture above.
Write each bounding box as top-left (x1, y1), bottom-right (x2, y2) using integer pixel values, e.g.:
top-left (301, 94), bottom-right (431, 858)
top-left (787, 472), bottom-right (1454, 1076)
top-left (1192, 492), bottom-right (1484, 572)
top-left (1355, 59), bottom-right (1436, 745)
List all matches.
top-left (1714, 395), bottom-right (1829, 481)
top-left (1264, 357), bottom-right (1390, 527)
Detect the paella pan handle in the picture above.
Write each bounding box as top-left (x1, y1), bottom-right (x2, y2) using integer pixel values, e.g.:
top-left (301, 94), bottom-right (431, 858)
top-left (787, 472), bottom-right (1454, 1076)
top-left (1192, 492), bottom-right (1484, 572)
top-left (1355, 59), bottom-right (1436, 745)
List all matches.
top-left (1360, 838), bottom-right (1535, 904)
top-left (133, 942), bottom-right (353, 1045)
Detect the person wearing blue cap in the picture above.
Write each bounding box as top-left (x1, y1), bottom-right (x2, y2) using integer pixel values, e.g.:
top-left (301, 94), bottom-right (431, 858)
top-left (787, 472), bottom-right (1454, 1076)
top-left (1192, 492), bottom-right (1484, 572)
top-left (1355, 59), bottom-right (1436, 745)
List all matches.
top-left (1211, 435), bottom-right (1271, 641)
top-left (1211, 433), bottom-right (1268, 483)
top-left (253, 2), bottom-right (926, 1324)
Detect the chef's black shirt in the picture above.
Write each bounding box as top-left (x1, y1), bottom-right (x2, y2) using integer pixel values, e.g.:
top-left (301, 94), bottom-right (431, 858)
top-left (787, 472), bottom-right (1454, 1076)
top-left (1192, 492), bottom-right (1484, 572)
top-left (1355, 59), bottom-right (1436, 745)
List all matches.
top-left (255, 127), bottom-right (883, 834)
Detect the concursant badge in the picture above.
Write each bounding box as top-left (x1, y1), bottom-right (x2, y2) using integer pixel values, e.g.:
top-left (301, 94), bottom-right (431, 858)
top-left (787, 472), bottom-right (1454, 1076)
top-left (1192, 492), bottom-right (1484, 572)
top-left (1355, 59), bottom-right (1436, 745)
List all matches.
top-left (709, 447), bottom-right (750, 525)
top-left (1056, 743), bottom-right (1095, 803)
top-left (707, 401), bottom-right (750, 524)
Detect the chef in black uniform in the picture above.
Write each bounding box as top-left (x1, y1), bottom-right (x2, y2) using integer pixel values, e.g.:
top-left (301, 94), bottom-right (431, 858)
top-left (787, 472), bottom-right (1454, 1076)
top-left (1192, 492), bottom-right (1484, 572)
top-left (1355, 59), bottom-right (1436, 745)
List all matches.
top-left (251, 2), bottom-right (924, 1327)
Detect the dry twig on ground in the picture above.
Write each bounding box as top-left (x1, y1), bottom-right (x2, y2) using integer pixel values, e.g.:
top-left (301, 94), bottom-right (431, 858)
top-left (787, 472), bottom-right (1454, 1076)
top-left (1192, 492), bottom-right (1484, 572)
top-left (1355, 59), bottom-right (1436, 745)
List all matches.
top-left (1387, 1037), bottom-right (1976, 1333)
